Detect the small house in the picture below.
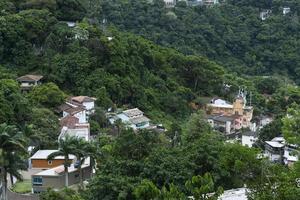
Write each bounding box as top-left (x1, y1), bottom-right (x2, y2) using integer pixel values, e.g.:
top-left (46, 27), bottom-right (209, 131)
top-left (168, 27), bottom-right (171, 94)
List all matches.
top-left (30, 150), bottom-right (75, 169)
top-left (283, 7), bottom-right (290, 15)
top-left (242, 131), bottom-right (258, 148)
top-left (17, 74), bottom-right (43, 92)
top-left (265, 137), bottom-right (285, 163)
top-left (32, 158), bottom-right (92, 193)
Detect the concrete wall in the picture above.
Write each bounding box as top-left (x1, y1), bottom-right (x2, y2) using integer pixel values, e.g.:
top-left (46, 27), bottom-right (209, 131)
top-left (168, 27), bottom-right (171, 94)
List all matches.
top-left (32, 166), bottom-right (92, 193)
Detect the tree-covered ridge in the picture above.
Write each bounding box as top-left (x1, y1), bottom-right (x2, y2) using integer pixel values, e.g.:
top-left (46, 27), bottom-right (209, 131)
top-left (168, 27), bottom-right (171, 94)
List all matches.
top-left (96, 0), bottom-right (300, 81)
top-left (0, 0), bottom-right (252, 122)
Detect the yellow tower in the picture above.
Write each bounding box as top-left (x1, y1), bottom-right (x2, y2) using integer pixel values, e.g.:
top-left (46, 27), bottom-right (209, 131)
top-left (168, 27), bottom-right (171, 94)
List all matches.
top-left (233, 97), bottom-right (244, 115)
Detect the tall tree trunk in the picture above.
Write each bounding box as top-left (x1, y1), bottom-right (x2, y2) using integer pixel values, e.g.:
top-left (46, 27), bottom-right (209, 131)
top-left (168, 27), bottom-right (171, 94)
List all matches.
top-left (79, 165), bottom-right (83, 188)
top-left (1, 168), bottom-right (7, 200)
top-left (9, 174), bottom-right (13, 186)
top-left (64, 165), bottom-right (69, 187)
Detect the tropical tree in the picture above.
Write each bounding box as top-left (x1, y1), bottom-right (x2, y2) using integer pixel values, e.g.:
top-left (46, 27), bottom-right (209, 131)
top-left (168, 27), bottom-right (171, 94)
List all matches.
top-left (47, 135), bottom-right (78, 187)
top-left (0, 123), bottom-right (27, 200)
top-left (185, 173), bottom-right (223, 200)
top-left (72, 137), bottom-right (96, 188)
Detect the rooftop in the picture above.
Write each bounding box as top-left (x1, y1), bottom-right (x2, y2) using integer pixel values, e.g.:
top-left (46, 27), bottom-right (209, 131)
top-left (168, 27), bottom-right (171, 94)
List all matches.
top-left (123, 108), bottom-right (144, 118)
top-left (64, 106), bottom-right (85, 115)
top-left (242, 131), bottom-right (257, 137)
top-left (33, 157), bottom-right (90, 176)
top-left (60, 115), bottom-right (80, 128)
top-left (71, 96), bottom-right (96, 104)
top-left (219, 188), bottom-right (247, 200)
top-left (30, 150), bottom-right (75, 160)
top-left (17, 74), bottom-right (43, 82)
top-left (130, 116), bottom-right (150, 125)
top-left (265, 141), bottom-right (285, 148)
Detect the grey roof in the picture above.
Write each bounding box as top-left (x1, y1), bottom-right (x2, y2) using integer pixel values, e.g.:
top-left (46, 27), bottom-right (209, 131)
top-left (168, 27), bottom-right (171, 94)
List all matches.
top-left (17, 74), bottom-right (43, 82)
top-left (123, 108), bottom-right (143, 118)
top-left (207, 115), bottom-right (235, 123)
top-left (130, 116), bottom-right (150, 124)
top-left (242, 131), bottom-right (257, 137)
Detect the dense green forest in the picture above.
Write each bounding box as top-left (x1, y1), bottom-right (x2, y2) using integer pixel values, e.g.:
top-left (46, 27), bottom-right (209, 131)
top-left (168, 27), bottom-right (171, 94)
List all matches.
top-left (97, 0), bottom-right (300, 81)
top-left (1, 0), bottom-right (300, 200)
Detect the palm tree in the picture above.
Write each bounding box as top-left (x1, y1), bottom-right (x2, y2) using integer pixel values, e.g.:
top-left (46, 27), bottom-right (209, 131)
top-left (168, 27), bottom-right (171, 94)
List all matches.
top-left (0, 123), bottom-right (27, 200)
top-left (72, 138), bottom-right (89, 188)
top-left (47, 135), bottom-right (81, 187)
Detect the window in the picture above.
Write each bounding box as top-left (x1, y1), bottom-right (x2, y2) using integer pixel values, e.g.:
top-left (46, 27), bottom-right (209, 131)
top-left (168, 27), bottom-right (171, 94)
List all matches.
top-left (75, 173), bottom-right (79, 178)
top-left (33, 177), bottom-right (43, 186)
top-left (48, 160), bottom-right (52, 165)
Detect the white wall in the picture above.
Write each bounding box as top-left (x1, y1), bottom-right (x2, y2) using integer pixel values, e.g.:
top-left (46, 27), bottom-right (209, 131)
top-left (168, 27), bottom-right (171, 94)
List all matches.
top-left (242, 135), bottom-right (257, 148)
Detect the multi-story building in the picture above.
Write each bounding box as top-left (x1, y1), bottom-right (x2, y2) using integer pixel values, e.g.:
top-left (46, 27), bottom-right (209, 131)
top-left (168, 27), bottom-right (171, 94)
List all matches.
top-left (30, 150), bottom-right (76, 169)
top-left (206, 92), bottom-right (253, 130)
top-left (58, 96), bottom-right (96, 123)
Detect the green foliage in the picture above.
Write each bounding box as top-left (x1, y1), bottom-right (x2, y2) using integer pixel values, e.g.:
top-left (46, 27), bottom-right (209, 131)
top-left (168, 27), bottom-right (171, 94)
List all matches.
top-left (282, 103), bottom-right (300, 145)
top-left (183, 110), bottom-right (213, 143)
top-left (97, 0), bottom-right (300, 83)
top-left (248, 161), bottom-right (300, 200)
top-left (133, 179), bottom-right (160, 200)
top-left (28, 82), bottom-right (65, 109)
top-left (40, 188), bottom-right (84, 200)
top-left (29, 107), bottom-right (60, 148)
top-left (0, 79), bottom-right (31, 125)
top-left (185, 173), bottom-right (223, 200)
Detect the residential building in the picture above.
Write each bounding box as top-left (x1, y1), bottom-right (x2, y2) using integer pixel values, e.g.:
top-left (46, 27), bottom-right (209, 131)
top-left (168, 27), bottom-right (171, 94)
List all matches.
top-left (58, 96), bottom-right (96, 123)
top-left (242, 131), bottom-right (258, 148)
top-left (59, 123), bottom-right (90, 142)
top-left (187, 0), bottom-right (203, 6)
top-left (63, 106), bottom-right (87, 123)
top-left (30, 150), bottom-right (75, 169)
top-left (203, 0), bottom-right (218, 6)
top-left (17, 74), bottom-right (43, 92)
top-left (67, 96), bottom-right (96, 116)
top-left (284, 144), bottom-right (298, 166)
top-left (265, 137), bottom-right (285, 163)
top-left (264, 137), bottom-right (299, 166)
top-left (164, 0), bottom-right (176, 7)
top-left (108, 108), bottom-right (151, 130)
top-left (206, 92), bottom-right (253, 130)
top-left (283, 7), bottom-right (290, 15)
top-left (207, 115), bottom-right (235, 135)
top-left (32, 158), bottom-right (92, 193)
top-left (260, 10), bottom-right (272, 21)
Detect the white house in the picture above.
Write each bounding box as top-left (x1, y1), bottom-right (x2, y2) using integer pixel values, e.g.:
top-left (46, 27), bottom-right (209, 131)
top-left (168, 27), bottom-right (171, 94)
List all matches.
top-left (164, 0), bottom-right (176, 7)
top-left (260, 10), bottom-right (272, 21)
top-left (108, 108), bottom-right (151, 130)
top-left (283, 7), bottom-right (291, 15)
top-left (59, 96), bottom-right (96, 123)
top-left (242, 131), bottom-right (258, 148)
top-left (67, 96), bottom-right (96, 116)
top-left (283, 144), bottom-right (298, 166)
top-left (265, 137), bottom-right (285, 163)
top-left (63, 106), bottom-right (87, 123)
top-left (59, 121), bottom-right (90, 142)
top-left (203, 0), bottom-right (218, 6)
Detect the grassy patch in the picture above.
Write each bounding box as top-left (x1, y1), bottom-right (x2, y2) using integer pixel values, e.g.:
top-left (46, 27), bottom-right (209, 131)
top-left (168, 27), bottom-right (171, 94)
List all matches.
top-left (11, 179), bottom-right (31, 194)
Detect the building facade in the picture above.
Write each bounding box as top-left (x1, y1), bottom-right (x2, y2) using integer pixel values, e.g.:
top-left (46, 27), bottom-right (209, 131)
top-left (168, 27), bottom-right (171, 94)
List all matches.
top-left (206, 93), bottom-right (253, 130)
